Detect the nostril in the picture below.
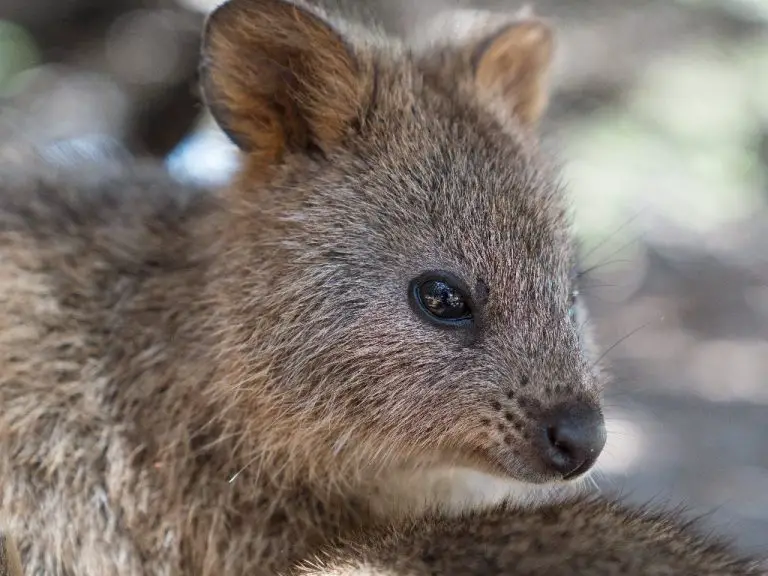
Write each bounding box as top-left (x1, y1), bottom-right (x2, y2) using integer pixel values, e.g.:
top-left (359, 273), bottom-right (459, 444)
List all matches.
top-left (547, 425), bottom-right (575, 458)
top-left (546, 426), bottom-right (557, 446)
top-left (546, 426), bottom-right (568, 454)
top-left (536, 402), bottom-right (606, 479)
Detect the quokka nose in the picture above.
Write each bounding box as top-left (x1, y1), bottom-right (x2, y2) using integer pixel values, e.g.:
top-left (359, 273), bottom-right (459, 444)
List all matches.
top-left (536, 402), bottom-right (606, 479)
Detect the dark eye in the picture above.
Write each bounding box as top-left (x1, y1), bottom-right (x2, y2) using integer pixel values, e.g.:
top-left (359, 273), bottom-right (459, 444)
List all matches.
top-left (409, 272), bottom-right (473, 327)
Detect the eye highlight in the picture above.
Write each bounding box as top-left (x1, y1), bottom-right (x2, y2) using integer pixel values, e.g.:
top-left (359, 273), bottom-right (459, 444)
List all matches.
top-left (409, 272), bottom-right (473, 327)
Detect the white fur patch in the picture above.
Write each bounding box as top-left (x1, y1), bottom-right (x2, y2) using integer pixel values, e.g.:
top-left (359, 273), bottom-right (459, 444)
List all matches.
top-left (371, 466), bottom-right (572, 517)
top-left (295, 564), bottom-right (394, 576)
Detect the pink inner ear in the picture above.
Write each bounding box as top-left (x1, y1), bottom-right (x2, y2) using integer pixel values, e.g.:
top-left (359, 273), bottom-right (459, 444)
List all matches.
top-left (473, 19), bottom-right (555, 126)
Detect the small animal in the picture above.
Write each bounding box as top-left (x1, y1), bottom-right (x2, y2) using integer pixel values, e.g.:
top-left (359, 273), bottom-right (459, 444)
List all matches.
top-left (0, 0), bottom-right (753, 574)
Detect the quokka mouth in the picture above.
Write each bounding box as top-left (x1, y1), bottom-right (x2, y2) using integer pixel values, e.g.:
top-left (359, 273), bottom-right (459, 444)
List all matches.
top-left (470, 440), bottom-right (602, 487)
top-left (562, 458), bottom-right (596, 480)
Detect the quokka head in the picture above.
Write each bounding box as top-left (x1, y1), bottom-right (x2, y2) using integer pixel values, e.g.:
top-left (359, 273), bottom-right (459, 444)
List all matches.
top-left (201, 0), bottom-right (605, 487)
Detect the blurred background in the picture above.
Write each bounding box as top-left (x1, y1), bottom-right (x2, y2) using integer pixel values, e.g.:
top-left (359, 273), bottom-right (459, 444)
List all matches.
top-left (1, 0), bottom-right (767, 556)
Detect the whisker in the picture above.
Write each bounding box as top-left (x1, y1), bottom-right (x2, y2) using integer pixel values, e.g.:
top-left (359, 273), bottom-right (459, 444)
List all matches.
top-left (579, 209), bottom-right (645, 263)
top-left (591, 320), bottom-right (656, 369)
top-left (577, 258), bottom-right (636, 280)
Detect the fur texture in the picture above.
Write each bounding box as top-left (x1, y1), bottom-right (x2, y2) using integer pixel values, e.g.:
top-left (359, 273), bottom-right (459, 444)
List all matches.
top-left (0, 534), bottom-right (23, 576)
top-left (292, 497), bottom-right (767, 575)
top-left (0, 0), bottom-right (731, 574)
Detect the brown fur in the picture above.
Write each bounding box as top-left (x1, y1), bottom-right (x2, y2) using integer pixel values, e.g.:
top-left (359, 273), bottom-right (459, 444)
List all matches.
top-left (0, 534), bottom-right (23, 576)
top-left (200, 0), bottom-right (375, 163)
top-left (293, 497), bottom-right (767, 575)
top-left (0, 0), bottom-right (753, 574)
top-left (473, 21), bottom-right (554, 127)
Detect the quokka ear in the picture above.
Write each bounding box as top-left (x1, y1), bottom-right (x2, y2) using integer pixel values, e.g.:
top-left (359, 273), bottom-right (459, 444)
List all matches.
top-left (471, 17), bottom-right (555, 127)
top-left (200, 0), bottom-right (369, 160)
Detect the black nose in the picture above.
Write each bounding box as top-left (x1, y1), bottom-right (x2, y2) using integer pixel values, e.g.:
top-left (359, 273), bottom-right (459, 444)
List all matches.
top-left (536, 402), bottom-right (606, 479)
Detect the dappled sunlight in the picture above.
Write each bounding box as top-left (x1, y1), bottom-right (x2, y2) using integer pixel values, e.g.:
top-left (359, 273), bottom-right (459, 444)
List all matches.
top-left (594, 408), bottom-right (647, 477)
top-left (687, 340), bottom-right (768, 405)
top-left (166, 116), bottom-right (240, 187)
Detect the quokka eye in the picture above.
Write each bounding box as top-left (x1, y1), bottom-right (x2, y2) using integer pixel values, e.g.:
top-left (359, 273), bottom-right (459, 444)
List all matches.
top-left (409, 272), bottom-right (473, 327)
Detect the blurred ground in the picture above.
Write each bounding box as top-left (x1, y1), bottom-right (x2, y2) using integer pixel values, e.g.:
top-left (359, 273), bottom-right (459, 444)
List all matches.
top-left (1, 0), bottom-right (767, 556)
